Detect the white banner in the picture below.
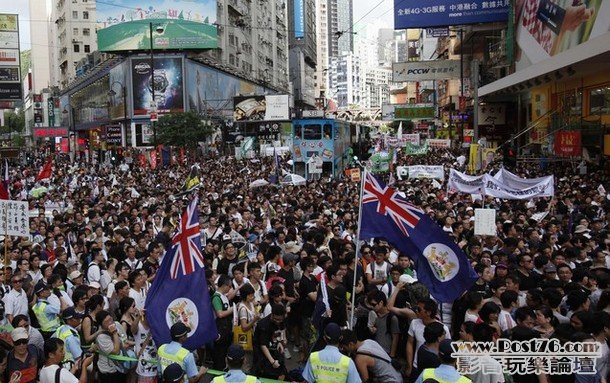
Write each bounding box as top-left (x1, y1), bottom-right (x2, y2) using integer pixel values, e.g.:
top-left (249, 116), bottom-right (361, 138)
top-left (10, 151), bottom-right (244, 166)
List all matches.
top-left (264, 95), bottom-right (290, 121)
top-left (387, 134), bottom-right (420, 147)
top-left (448, 169), bottom-right (485, 195)
top-left (493, 168), bottom-right (554, 196)
top-left (407, 165), bottom-right (444, 180)
top-left (426, 139), bottom-right (451, 148)
top-left (474, 209), bottom-right (497, 236)
top-left (0, 200), bottom-right (30, 237)
top-left (396, 166), bottom-right (409, 180)
top-left (448, 169), bottom-right (554, 200)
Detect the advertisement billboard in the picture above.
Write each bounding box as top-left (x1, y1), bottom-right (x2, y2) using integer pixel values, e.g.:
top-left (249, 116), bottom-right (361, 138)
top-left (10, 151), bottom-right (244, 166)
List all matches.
top-left (96, 0), bottom-right (217, 27)
top-left (185, 60), bottom-right (264, 116)
top-left (515, 0), bottom-right (610, 66)
top-left (109, 62), bottom-right (128, 119)
top-left (0, 14), bottom-right (20, 102)
top-left (131, 56), bottom-right (184, 116)
top-left (294, 0), bottom-right (305, 38)
top-left (394, 0), bottom-right (509, 29)
top-left (97, 19), bottom-right (217, 52)
top-left (383, 104), bottom-right (435, 120)
top-left (392, 60), bottom-right (461, 82)
top-left (233, 95), bottom-right (290, 121)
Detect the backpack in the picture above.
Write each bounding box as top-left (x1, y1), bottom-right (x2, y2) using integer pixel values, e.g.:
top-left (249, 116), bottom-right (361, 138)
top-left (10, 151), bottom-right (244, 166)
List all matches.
top-left (370, 261), bottom-right (391, 283)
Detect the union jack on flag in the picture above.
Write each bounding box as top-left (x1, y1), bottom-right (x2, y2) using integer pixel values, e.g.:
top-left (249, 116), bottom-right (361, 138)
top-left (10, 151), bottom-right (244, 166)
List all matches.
top-left (169, 197), bottom-right (205, 279)
top-left (362, 172), bottom-right (424, 236)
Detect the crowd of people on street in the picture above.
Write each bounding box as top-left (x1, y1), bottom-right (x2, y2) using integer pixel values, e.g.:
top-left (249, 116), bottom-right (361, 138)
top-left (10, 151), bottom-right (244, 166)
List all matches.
top-left (0, 145), bottom-right (607, 383)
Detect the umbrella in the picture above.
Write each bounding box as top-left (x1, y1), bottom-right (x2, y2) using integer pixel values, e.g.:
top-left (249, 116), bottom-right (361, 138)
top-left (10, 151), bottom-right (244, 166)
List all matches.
top-left (281, 173), bottom-right (307, 186)
top-left (29, 186), bottom-right (49, 198)
top-left (249, 179), bottom-right (269, 188)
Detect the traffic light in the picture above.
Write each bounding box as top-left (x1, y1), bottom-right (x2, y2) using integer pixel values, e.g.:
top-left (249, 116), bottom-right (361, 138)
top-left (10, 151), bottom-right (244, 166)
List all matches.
top-left (503, 144), bottom-right (517, 167)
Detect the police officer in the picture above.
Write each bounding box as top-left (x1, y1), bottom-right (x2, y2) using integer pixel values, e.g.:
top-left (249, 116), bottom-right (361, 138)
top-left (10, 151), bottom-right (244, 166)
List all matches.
top-left (414, 339), bottom-right (472, 383)
top-left (303, 323), bottom-right (362, 383)
top-left (52, 307), bottom-right (83, 369)
top-left (163, 363), bottom-right (186, 383)
top-left (157, 322), bottom-right (208, 383)
top-left (32, 282), bottom-right (64, 339)
top-left (212, 345), bottom-right (260, 383)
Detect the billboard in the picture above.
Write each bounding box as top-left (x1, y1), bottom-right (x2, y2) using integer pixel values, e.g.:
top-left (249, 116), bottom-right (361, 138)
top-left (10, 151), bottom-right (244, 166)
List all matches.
top-left (294, 0), bottom-right (305, 38)
top-left (515, 0), bottom-right (610, 66)
top-left (98, 19), bottom-right (217, 52)
top-left (394, 0), bottom-right (509, 29)
top-left (109, 62), bottom-right (128, 119)
top-left (392, 60), bottom-right (461, 82)
top-left (383, 104), bottom-right (435, 120)
top-left (96, 0), bottom-right (217, 27)
top-left (185, 60), bottom-right (264, 116)
top-left (131, 56), bottom-right (184, 116)
top-left (233, 95), bottom-right (290, 121)
top-left (0, 14), bottom-right (20, 102)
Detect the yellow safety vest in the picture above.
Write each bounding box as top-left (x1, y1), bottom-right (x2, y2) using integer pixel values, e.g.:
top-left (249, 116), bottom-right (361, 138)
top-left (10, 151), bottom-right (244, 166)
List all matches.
top-left (53, 325), bottom-right (79, 362)
top-left (157, 343), bottom-right (190, 372)
top-left (309, 351), bottom-right (350, 383)
top-left (33, 301), bottom-right (60, 332)
top-left (422, 368), bottom-right (472, 383)
top-left (213, 375), bottom-right (257, 383)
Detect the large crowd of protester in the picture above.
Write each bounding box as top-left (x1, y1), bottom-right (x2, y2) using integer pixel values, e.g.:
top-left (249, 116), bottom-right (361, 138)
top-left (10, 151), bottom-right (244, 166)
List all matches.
top-left (0, 146), bottom-right (607, 383)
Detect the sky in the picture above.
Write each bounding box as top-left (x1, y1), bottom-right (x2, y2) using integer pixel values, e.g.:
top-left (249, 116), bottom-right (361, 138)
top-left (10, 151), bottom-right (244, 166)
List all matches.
top-left (6, 0), bottom-right (394, 51)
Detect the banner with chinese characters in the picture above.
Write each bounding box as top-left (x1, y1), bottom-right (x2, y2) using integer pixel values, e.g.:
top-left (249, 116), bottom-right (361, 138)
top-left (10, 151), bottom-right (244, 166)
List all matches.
top-left (554, 131), bottom-right (581, 157)
top-left (394, 106), bottom-right (435, 120)
top-left (0, 200), bottom-right (29, 237)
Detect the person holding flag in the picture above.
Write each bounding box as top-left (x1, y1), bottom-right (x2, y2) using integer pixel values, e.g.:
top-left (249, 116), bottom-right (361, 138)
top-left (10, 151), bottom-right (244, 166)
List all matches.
top-left (144, 196), bottom-right (217, 374)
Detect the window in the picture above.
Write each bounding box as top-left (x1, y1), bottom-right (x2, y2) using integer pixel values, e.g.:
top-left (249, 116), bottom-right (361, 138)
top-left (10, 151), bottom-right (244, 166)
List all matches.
top-left (83, 11), bottom-right (89, 19)
top-left (73, 44), bottom-right (80, 52)
top-left (73, 28), bottom-right (78, 35)
top-left (229, 54), bottom-right (235, 65)
top-left (589, 87), bottom-right (610, 114)
top-left (84, 44), bottom-right (90, 53)
top-left (293, 124), bottom-right (301, 138)
top-left (303, 124), bottom-right (321, 140)
top-left (83, 28), bottom-right (90, 36)
top-left (323, 124), bottom-right (332, 139)
top-left (72, 11), bottom-right (78, 18)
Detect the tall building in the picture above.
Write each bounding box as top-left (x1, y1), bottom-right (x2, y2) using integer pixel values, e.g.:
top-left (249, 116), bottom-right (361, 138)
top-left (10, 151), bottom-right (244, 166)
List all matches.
top-left (28, 1), bottom-right (52, 94)
top-left (202, 0), bottom-right (290, 91)
top-left (328, 52), bottom-right (362, 108)
top-left (314, 0), bottom-right (329, 98)
top-left (328, 0), bottom-right (353, 57)
top-left (288, 0), bottom-right (317, 107)
top-left (48, 0), bottom-right (98, 89)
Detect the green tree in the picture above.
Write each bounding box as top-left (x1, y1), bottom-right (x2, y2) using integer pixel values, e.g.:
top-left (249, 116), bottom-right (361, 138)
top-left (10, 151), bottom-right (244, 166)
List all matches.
top-left (1, 109), bottom-right (25, 147)
top-left (155, 111), bottom-right (214, 148)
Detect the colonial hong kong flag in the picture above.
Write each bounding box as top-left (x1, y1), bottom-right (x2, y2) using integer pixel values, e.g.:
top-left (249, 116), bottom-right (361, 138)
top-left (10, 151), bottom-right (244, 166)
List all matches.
top-left (145, 197), bottom-right (218, 349)
top-left (359, 172), bottom-right (478, 302)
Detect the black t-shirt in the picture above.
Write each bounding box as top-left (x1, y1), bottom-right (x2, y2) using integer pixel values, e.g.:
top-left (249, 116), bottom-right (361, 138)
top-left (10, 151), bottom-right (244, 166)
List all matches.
top-left (277, 268), bottom-right (296, 298)
top-left (142, 259), bottom-right (158, 278)
top-left (216, 256), bottom-right (238, 277)
top-left (253, 316), bottom-right (284, 360)
top-left (517, 270), bottom-right (540, 291)
top-left (416, 345), bottom-right (441, 373)
top-left (327, 283), bottom-right (347, 326)
top-left (299, 274), bottom-right (318, 317)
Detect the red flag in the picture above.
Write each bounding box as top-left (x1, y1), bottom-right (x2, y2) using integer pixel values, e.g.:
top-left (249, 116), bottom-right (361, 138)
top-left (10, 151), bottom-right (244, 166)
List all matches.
top-left (179, 147), bottom-right (185, 164)
top-left (150, 151), bottom-right (157, 170)
top-left (36, 158), bottom-right (53, 181)
top-left (0, 159), bottom-right (9, 200)
top-left (138, 153), bottom-right (147, 168)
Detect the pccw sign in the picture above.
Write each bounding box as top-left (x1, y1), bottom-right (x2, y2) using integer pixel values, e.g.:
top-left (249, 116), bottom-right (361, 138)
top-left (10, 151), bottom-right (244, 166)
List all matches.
top-left (393, 60), bottom-right (461, 82)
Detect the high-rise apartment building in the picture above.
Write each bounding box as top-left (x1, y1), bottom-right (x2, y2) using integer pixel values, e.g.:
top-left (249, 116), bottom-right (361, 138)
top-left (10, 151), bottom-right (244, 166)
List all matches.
top-left (314, 0), bottom-right (329, 98)
top-left (28, 1), bottom-right (52, 94)
top-left (201, 0), bottom-right (290, 91)
top-left (48, 0), bottom-right (98, 89)
top-left (328, 0), bottom-right (353, 57)
top-left (328, 52), bottom-right (362, 108)
top-left (288, 0), bottom-right (317, 107)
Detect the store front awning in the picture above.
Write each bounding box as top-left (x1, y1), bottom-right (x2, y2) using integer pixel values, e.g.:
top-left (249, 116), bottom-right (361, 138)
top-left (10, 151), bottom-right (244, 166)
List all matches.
top-left (479, 34), bottom-right (610, 97)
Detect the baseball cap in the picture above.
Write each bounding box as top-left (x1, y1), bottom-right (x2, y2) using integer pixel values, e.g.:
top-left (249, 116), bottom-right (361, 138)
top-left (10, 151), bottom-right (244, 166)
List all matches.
top-left (399, 274), bottom-right (418, 284)
top-left (11, 327), bottom-right (28, 342)
top-left (438, 339), bottom-right (455, 362)
top-left (69, 271), bottom-right (83, 281)
top-left (324, 323), bottom-right (341, 343)
top-left (88, 282), bottom-right (101, 289)
top-left (227, 344), bottom-right (246, 360)
top-left (34, 281), bottom-right (51, 295)
top-left (282, 252), bottom-right (298, 264)
top-left (62, 307), bottom-right (84, 321)
top-left (66, 259), bottom-right (78, 268)
top-left (170, 322), bottom-right (190, 338)
top-left (162, 363), bottom-right (185, 383)
top-left (496, 262), bottom-right (508, 270)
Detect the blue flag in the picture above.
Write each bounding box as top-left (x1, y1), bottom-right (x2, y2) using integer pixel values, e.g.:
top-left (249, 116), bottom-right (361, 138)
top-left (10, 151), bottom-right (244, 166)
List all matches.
top-left (359, 172), bottom-right (477, 302)
top-left (145, 197), bottom-right (218, 349)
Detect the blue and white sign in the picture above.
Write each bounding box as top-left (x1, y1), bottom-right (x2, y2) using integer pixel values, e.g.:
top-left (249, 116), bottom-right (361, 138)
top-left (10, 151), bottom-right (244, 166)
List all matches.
top-left (294, 0), bottom-right (304, 38)
top-left (394, 0), bottom-right (510, 29)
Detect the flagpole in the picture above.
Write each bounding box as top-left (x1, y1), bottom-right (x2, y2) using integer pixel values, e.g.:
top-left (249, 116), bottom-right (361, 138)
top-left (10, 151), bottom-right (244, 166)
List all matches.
top-left (349, 164), bottom-right (367, 329)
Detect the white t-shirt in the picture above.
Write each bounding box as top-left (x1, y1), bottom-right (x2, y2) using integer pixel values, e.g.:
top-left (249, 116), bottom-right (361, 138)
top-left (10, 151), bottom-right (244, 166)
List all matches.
top-left (129, 287), bottom-right (147, 310)
top-left (135, 322), bottom-right (158, 377)
top-left (365, 261), bottom-right (391, 289)
top-left (39, 365), bottom-right (79, 383)
top-left (408, 319), bottom-right (450, 369)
